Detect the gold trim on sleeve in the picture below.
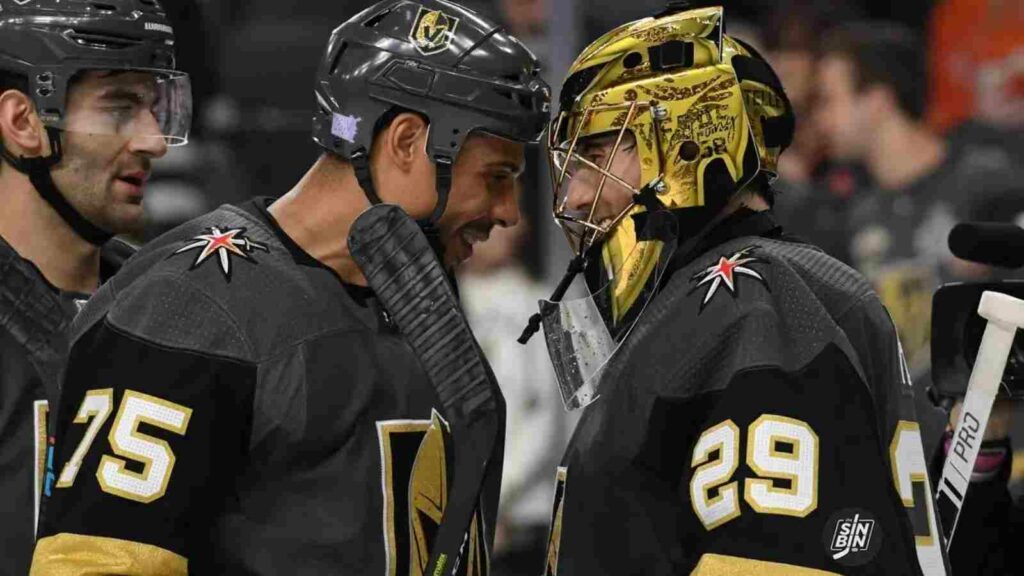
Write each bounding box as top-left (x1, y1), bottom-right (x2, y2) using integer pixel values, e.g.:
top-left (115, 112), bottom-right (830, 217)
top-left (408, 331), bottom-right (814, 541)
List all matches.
top-left (31, 533), bottom-right (187, 576)
top-left (691, 553), bottom-right (840, 575)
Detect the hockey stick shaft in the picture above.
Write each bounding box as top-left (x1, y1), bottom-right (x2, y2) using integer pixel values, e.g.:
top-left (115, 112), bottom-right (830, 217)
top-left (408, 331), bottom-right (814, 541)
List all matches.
top-left (936, 291), bottom-right (1024, 549)
top-left (349, 205), bottom-right (502, 576)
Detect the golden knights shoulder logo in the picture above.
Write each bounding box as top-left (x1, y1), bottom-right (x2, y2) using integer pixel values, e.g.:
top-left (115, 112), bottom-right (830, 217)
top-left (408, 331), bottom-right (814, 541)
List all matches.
top-left (378, 410), bottom-right (487, 576)
top-left (409, 7), bottom-right (459, 56)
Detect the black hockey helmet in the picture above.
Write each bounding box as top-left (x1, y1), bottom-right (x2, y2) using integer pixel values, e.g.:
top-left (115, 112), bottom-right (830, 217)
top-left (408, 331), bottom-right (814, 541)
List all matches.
top-left (0, 0), bottom-right (190, 245)
top-left (312, 0), bottom-right (551, 223)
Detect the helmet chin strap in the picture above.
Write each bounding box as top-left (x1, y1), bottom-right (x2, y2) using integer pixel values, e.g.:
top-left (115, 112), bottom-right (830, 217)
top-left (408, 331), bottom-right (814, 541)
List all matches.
top-left (350, 148), bottom-right (453, 260)
top-left (0, 127), bottom-right (113, 246)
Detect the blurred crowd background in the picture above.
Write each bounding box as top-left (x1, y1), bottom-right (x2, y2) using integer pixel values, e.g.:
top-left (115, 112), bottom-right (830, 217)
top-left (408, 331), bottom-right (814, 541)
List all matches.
top-left (146, 1), bottom-right (1023, 573)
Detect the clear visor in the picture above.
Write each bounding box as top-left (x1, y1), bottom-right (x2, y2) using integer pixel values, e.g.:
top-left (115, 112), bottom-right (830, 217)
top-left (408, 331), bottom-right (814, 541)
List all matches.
top-left (43, 68), bottom-right (192, 146)
top-left (538, 212), bottom-right (678, 411)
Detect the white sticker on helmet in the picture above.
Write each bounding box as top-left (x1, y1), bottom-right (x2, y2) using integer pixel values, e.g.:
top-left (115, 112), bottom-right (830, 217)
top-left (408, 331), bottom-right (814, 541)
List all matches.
top-left (331, 112), bottom-right (361, 143)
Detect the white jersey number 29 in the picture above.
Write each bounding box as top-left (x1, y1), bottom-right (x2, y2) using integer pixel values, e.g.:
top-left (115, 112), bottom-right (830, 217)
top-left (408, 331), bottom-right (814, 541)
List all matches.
top-left (690, 414), bottom-right (818, 530)
top-left (690, 415), bottom-right (946, 576)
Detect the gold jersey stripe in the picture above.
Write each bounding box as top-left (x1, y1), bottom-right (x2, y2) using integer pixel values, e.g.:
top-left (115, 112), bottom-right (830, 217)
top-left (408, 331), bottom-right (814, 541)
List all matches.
top-left (31, 533), bottom-right (187, 576)
top-left (691, 554), bottom-right (840, 575)
top-left (1011, 449), bottom-right (1024, 482)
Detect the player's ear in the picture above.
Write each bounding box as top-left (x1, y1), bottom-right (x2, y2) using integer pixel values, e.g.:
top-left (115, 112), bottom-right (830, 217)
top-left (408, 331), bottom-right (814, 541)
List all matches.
top-left (369, 111), bottom-right (435, 217)
top-left (381, 112), bottom-right (428, 174)
top-left (0, 89), bottom-right (47, 159)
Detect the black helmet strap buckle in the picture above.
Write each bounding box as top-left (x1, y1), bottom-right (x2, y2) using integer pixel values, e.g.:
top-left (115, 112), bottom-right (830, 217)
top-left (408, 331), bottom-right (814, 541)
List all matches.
top-left (429, 154), bottom-right (452, 224)
top-left (351, 148), bottom-right (383, 205)
top-left (0, 126), bottom-right (113, 246)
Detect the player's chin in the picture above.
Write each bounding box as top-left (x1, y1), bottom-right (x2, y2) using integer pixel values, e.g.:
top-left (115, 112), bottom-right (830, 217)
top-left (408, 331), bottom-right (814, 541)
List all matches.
top-left (101, 203), bottom-right (146, 237)
top-left (442, 234), bottom-right (473, 270)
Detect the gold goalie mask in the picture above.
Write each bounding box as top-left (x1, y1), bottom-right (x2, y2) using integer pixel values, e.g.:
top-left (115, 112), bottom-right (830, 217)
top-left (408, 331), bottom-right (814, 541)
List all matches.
top-left (530, 4), bottom-right (794, 410)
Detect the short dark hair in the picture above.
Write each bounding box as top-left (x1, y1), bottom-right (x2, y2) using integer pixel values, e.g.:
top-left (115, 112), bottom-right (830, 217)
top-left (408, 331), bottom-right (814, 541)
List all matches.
top-left (762, 0), bottom-right (863, 54)
top-left (0, 69), bottom-right (29, 171)
top-left (821, 21), bottom-right (927, 120)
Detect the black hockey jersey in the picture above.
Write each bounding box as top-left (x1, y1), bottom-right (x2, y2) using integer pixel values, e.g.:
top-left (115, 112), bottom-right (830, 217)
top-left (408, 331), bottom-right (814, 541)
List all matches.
top-left (0, 235), bottom-right (132, 576)
top-left (31, 199), bottom-right (495, 575)
top-left (544, 212), bottom-right (947, 575)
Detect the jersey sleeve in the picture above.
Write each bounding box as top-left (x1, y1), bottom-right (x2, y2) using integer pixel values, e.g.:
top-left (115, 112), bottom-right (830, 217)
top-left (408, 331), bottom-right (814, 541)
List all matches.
top-left (30, 317), bottom-right (256, 575)
top-left (675, 343), bottom-right (925, 574)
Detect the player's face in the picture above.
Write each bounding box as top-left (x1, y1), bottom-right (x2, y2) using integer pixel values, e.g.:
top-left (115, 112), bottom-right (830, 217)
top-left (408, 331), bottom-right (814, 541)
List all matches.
top-left (562, 131), bottom-right (640, 227)
top-left (437, 133), bottom-right (525, 269)
top-left (50, 71), bottom-right (169, 236)
top-left (814, 55), bottom-right (870, 161)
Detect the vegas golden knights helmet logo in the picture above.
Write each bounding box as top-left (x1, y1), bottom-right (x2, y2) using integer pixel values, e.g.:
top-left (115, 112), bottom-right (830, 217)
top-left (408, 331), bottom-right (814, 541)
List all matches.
top-left (378, 410), bottom-right (488, 576)
top-left (409, 7), bottom-right (460, 56)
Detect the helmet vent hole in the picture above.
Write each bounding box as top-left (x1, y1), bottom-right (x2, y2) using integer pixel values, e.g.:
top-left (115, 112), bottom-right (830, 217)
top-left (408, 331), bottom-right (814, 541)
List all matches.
top-left (496, 88), bottom-right (535, 112)
top-left (363, 8), bottom-right (392, 28)
top-left (329, 42), bottom-right (348, 75)
top-left (623, 52), bottom-right (643, 69)
top-left (679, 140), bottom-right (700, 163)
top-left (90, 3), bottom-right (118, 12)
top-left (66, 31), bottom-right (141, 50)
top-left (649, 40), bottom-right (694, 72)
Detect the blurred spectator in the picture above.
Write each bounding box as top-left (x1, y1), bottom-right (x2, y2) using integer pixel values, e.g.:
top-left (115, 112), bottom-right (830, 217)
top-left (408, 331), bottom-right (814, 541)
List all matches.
top-left (816, 21), bottom-right (1024, 574)
top-left (759, 0), bottom-right (865, 263)
top-left (928, 0), bottom-right (1024, 132)
top-left (760, 0), bottom-right (836, 184)
top-left (493, 0), bottom-right (553, 278)
top-left (815, 22), bottom-right (1024, 383)
top-left (500, 0), bottom-right (544, 43)
top-left (458, 221), bottom-right (574, 576)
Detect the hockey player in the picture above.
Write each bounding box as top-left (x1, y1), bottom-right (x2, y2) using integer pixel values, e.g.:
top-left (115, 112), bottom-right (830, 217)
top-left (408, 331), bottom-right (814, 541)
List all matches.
top-left (30, 0), bottom-right (549, 574)
top-left (0, 1), bottom-right (189, 573)
top-left (532, 5), bottom-right (948, 574)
